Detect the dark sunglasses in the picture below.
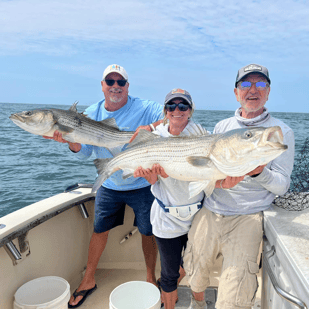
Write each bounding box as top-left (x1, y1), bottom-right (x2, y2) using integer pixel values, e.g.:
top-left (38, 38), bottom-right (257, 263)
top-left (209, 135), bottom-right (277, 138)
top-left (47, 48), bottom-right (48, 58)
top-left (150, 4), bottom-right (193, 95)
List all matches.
top-left (238, 81), bottom-right (269, 90)
top-left (104, 79), bottom-right (127, 87)
top-left (165, 102), bottom-right (191, 112)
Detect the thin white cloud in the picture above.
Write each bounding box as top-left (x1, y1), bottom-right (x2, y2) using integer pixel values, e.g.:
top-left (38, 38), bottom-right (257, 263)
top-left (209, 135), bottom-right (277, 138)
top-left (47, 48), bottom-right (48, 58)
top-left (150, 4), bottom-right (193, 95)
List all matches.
top-left (0, 0), bottom-right (308, 71)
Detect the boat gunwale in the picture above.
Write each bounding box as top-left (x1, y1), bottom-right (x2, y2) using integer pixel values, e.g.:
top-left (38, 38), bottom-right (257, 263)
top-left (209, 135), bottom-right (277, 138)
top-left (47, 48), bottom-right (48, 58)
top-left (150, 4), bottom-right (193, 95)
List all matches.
top-left (0, 195), bottom-right (95, 248)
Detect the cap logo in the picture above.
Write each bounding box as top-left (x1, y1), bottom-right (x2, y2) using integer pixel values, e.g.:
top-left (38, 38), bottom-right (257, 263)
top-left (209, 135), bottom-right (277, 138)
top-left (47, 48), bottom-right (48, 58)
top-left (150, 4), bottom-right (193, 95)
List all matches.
top-left (244, 64), bottom-right (262, 72)
top-left (171, 88), bottom-right (185, 94)
top-left (109, 64), bottom-right (121, 71)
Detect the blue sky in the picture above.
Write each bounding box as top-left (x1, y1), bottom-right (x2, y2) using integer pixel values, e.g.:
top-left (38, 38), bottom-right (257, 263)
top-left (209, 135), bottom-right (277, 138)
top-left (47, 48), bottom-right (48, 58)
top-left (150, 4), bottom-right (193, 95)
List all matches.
top-left (0, 0), bottom-right (309, 113)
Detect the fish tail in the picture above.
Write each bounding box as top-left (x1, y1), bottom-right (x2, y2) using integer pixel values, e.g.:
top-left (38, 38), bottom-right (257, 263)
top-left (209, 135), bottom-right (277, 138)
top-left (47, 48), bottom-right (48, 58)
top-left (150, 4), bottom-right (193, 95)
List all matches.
top-left (92, 158), bottom-right (113, 192)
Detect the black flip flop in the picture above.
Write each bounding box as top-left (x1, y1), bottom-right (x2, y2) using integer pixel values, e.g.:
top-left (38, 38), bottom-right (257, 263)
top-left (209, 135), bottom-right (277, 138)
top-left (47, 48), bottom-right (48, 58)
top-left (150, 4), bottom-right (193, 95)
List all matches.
top-left (68, 284), bottom-right (97, 308)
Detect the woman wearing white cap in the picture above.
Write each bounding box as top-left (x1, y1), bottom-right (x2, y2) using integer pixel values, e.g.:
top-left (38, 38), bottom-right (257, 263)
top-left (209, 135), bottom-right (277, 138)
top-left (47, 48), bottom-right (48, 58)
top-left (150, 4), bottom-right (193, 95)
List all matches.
top-left (134, 88), bottom-right (209, 309)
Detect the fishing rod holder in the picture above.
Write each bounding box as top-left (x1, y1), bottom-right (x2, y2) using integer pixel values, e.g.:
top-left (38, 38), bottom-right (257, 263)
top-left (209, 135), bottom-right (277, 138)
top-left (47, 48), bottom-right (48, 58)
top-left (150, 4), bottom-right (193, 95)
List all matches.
top-left (78, 203), bottom-right (89, 219)
top-left (5, 241), bottom-right (22, 261)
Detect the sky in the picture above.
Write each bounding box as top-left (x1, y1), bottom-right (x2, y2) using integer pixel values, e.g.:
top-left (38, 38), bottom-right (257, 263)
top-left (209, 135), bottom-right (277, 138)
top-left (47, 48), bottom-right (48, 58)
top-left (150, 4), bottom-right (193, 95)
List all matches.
top-left (0, 0), bottom-right (309, 113)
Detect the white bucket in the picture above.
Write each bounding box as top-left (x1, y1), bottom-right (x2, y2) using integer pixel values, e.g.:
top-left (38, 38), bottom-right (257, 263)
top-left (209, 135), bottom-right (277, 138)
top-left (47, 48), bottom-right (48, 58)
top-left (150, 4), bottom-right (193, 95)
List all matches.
top-left (109, 281), bottom-right (160, 309)
top-left (14, 276), bottom-right (70, 309)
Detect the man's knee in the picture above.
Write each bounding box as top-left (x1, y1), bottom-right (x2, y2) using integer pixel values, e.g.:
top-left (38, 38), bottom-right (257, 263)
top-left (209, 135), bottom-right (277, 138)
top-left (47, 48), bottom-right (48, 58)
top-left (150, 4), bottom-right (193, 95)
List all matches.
top-left (217, 257), bottom-right (259, 309)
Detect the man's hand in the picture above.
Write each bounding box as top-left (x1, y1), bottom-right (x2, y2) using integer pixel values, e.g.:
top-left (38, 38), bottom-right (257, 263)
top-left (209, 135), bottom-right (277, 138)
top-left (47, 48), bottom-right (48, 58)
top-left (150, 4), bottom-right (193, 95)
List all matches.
top-left (43, 131), bottom-right (81, 152)
top-left (247, 165), bottom-right (266, 177)
top-left (216, 176), bottom-right (245, 189)
top-left (129, 125), bottom-right (151, 143)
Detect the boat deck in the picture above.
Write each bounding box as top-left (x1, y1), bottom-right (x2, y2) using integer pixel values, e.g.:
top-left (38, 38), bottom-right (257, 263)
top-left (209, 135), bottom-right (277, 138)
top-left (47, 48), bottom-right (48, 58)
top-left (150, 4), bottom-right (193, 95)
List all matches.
top-left (71, 268), bottom-right (262, 309)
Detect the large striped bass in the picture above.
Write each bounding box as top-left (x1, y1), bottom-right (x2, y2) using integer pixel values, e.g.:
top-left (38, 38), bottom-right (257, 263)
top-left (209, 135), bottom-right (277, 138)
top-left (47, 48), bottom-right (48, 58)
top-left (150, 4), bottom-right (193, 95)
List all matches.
top-left (93, 126), bottom-right (287, 197)
top-left (9, 102), bottom-right (134, 149)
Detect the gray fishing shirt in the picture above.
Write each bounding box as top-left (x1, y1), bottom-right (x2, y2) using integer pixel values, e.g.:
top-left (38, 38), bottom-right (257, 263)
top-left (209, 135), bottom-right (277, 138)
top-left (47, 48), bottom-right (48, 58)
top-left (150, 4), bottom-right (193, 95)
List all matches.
top-left (203, 108), bottom-right (295, 216)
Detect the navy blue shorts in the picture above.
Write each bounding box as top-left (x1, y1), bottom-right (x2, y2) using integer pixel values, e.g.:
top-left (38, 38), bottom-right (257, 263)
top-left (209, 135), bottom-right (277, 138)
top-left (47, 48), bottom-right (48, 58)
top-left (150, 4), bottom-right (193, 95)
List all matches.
top-left (93, 186), bottom-right (155, 236)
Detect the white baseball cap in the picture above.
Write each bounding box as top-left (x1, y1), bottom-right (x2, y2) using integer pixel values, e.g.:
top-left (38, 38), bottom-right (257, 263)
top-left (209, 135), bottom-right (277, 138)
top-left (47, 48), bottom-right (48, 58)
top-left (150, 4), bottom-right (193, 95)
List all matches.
top-left (102, 64), bottom-right (128, 81)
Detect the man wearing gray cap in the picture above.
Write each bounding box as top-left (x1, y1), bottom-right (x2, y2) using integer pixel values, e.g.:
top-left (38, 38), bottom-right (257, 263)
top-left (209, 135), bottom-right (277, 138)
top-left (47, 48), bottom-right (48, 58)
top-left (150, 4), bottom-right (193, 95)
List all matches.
top-left (183, 64), bottom-right (295, 309)
top-left (45, 64), bottom-right (162, 308)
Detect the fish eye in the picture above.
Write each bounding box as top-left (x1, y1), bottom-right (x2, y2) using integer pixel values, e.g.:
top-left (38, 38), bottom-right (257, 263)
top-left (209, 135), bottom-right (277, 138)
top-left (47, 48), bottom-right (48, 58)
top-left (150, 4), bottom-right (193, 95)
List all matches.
top-left (245, 131), bottom-right (252, 138)
top-left (25, 111), bottom-right (32, 116)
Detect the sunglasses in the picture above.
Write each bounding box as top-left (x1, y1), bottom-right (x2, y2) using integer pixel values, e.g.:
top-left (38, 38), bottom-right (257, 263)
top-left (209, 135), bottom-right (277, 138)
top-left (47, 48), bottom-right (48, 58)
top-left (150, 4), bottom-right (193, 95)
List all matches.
top-left (104, 79), bottom-right (127, 87)
top-left (165, 102), bottom-right (191, 112)
top-left (238, 81), bottom-right (269, 90)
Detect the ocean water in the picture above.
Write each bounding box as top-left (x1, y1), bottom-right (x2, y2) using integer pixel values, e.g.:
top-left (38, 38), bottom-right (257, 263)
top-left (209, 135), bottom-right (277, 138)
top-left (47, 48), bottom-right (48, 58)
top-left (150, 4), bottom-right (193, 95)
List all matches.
top-left (1, 102), bottom-right (308, 218)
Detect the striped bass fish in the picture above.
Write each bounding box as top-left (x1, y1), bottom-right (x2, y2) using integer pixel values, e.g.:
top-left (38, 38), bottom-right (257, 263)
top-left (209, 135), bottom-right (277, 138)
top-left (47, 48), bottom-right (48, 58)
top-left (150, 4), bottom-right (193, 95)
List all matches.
top-left (93, 126), bottom-right (287, 197)
top-left (9, 102), bottom-right (134, 149)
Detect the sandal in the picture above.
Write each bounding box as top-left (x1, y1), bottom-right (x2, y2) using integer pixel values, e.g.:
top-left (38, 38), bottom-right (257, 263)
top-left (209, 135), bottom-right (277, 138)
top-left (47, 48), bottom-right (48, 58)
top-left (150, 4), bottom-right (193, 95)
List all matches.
top-left (68, 284), bottom-right (97, 308)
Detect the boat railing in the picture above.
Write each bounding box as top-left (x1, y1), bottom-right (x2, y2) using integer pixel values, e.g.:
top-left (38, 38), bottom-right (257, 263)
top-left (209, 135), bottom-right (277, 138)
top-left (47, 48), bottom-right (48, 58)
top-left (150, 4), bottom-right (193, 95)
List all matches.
top-left (0, 183), bottom-right (95, 264)
top-left (263, 245), bottom-right (308, 309)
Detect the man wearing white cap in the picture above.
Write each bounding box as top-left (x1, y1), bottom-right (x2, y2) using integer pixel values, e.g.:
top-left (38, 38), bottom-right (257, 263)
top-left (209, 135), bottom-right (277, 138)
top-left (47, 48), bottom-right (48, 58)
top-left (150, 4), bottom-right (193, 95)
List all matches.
top-left (46, 64), bottom-right (162, 308)
top-left (183, 64), bottom-right (295, 309)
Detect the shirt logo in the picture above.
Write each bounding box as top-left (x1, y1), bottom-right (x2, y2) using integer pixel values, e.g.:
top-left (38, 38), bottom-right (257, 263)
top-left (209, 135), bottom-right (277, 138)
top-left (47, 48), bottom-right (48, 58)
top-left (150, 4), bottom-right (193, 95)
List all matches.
top-left (244, 64), bottom-right (262, 72)
top-left (172, 88), bottom-right (185, 94)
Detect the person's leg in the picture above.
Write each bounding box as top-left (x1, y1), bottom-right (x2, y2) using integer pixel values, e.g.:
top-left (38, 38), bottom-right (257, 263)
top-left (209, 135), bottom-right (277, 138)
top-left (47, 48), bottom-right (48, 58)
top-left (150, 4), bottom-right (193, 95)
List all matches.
top-left (127, 186), bottom-right (158, 284)
top-left (141, 234), bottom-right (158, 284)
top-left (156, 234), bottom-right (188, 309)
top-left (69, 186), bottom-right (127, 307)
top-left (69, 231), bottom-right (109, 306)
top-left (183, 208), bottom-right (218, 308)
top-left (216, 212), bottom-right (263, 309)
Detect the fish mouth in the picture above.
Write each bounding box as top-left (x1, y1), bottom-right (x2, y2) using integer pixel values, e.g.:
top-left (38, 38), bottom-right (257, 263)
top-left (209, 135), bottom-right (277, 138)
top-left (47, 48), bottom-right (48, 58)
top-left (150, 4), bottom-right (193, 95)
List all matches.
top-left (260, 126), bottom-right (286, 148)
top-left (9, 114), bottom-right (25, 123)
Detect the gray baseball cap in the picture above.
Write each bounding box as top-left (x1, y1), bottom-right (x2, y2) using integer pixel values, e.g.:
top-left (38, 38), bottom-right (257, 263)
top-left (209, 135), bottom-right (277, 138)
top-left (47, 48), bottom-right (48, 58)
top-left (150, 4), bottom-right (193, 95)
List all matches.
top-left (235, 64), bottom-right (271, 87)
top-left (164, 88), bottom-right (194, 108)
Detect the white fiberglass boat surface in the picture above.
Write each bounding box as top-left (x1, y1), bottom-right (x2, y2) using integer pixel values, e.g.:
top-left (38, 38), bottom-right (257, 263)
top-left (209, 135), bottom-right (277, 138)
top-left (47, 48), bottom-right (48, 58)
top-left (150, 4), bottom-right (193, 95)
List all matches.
top-left (0, 185), bottom-right (308, 308)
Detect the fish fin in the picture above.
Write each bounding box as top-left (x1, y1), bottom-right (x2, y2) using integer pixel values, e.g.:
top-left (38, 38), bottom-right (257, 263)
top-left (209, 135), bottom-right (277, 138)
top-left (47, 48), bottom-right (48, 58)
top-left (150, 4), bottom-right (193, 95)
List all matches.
top-left (56, 124), bottom-right (74, 133)
top-left (92, 158), bottom-right (114, 192)
top-left (189, 181), bottom-right (209, 198)
top-left (122, 168), bottom-right (134, 179)
top-left (69, 101), bottom-right (79, 112)
top-left (203, 180), bottom-right (216, 197)
top-left (186, 156), bottom-right (211, 167)
top-left (99, 118), bottom-right (119, 129)
top-left (188, 180), bottom-right (216, 199)
top-left (127, 129), bottom-right (160, 149)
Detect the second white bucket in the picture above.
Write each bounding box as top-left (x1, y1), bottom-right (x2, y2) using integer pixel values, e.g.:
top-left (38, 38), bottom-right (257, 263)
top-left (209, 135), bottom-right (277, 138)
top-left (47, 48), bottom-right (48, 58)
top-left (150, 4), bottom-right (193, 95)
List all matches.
top-left (109, 281), bottom-right (160, 309)
top-left (14, 276), bottom-right (70, 309)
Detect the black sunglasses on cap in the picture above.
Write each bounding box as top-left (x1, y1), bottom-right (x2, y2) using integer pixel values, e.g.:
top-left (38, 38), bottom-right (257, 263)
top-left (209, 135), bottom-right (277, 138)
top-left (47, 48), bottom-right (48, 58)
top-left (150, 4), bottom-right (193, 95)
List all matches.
top-left (104, 79), bottom-right (127, 87)
top-left (165, 102), bottom-right (191, 112)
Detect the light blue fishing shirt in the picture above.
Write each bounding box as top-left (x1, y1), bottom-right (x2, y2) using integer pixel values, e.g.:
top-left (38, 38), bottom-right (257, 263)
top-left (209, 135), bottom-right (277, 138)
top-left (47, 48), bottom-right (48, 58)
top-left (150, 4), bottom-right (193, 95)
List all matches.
top-left (203, 108), bottom-right (295, 216)
top-left (75, 95), bottom-right (163, 190)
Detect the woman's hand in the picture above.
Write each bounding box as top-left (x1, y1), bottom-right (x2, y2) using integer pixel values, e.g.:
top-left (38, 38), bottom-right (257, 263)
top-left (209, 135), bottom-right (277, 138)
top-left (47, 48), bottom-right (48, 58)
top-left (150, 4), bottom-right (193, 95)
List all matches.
top-left (151, 164), bottom-right (169, 178)
top-left (134, 166), bottom-right (158, 184)
top-left (134, 164), bottom-right (169, 184)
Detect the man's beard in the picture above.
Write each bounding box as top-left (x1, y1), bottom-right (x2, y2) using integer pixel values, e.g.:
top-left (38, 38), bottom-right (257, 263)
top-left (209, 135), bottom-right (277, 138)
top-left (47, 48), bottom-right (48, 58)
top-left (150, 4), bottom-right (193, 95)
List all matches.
top-left (109, 88), bottom-right (123, 103)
